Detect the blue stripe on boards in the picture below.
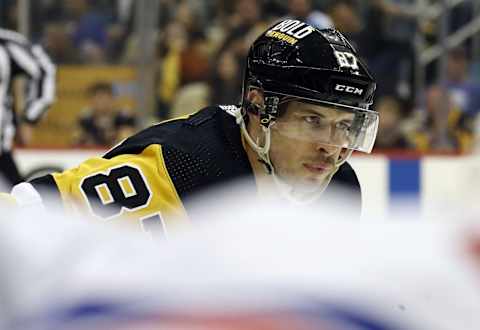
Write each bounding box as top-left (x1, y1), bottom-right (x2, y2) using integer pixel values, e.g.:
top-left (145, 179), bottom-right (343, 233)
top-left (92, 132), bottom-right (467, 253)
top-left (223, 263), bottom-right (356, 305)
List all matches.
top-left (388, 159), bottom-right (421, 217)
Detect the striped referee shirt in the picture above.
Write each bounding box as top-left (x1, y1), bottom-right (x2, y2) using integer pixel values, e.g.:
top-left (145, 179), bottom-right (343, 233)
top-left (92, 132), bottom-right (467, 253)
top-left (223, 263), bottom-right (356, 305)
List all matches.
top-left (0, 28), bottom-right (55, 151)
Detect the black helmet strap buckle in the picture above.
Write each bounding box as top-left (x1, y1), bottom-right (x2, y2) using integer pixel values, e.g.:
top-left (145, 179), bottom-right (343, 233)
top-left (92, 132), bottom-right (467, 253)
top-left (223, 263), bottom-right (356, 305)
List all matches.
top-left (259, 96), bottom-right (279, 128)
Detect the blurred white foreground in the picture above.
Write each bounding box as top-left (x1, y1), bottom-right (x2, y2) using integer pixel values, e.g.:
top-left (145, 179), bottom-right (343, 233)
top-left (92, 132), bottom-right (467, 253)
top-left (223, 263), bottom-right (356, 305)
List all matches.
top-left (0, 186), bottom-right (479, 330)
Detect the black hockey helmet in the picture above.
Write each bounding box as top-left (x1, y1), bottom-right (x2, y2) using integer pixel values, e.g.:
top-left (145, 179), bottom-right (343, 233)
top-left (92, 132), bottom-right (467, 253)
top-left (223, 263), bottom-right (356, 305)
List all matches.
top-left (241, 19), bottom-right (378, 153)
top-left (242, 19), bottom-right (376, 112)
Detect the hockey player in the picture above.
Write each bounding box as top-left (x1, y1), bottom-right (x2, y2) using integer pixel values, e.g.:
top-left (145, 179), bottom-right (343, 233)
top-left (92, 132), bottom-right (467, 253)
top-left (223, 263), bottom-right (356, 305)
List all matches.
top-left (7, 20), bottom-right (378, 233)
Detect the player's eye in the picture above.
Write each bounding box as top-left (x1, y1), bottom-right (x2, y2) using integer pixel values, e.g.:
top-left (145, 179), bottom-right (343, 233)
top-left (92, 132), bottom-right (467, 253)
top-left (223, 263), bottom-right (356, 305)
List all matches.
top-left (336, 121), bottom-right (352, 131)
top-left (304, 116), bottom-right (324, 126)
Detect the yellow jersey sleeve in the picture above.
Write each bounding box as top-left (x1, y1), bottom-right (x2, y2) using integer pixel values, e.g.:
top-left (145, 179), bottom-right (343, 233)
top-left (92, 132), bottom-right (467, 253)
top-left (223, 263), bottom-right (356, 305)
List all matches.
top-left (0, 192), bottom-right (17, 208)
top-left (52, 144), bottom-right (189, 234)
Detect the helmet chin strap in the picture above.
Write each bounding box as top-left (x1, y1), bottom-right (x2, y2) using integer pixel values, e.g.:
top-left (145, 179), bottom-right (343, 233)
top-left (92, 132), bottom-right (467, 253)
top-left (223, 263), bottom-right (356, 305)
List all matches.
top-left (230, 103), bottom-right (273, 173)
top-left (232, 105), bottom-right (353, 205)
top-left (240, 121), bottom-right (273, 173)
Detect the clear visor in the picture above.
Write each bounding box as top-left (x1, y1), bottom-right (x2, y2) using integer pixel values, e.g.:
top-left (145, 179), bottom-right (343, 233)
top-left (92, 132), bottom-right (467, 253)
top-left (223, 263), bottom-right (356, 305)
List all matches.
top-left (270, 101), bottom-right (379, 153)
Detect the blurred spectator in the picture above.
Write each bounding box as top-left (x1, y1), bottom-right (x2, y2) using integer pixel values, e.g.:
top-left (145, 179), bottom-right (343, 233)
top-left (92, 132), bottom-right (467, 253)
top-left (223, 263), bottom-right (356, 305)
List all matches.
top-left (325, 0), bottom-right (362, 36)
top-left (286, 0), bottom-right (333, 29)
top-left (28, 0), bottom-right (134, 63)
top-left (29, 0), bottom-right (64, 41)
top-left (410, 46), bottom-right (480, 153)
top-left (175, 0), bottom-right (205, 33)
top-left (228, 0), bottom-right (264, 32)
top-left (446, 47), bottom-right (480, 117)
top-left (42, 23), bottom-right (80, 64)
top-left (225, 0), bottom-right (268, 53)
top-left (169, 82), bottom-right (209, 119)
top-left (209, 49), bottom-right (242, 105)
top-left (64, 0), bottom-right (109, 63)
top-left (155, 21), bottom-right (187, 119)
top-left (104, 0), bottom-right (135, 63)
top-left (356, 0), bottom-right (416, 100)
top-left (74, 82), bottom-right (137, 147)
top-left (210, 0), bottom-right (269, 102)
top-left (216, 28), bottom-right (250, 74)
top-left (154, 1), bottom-right (212, 119)
top-left (374, 96), bottom-right (414, 150)
top-left (413, 86), bottom-right (474, 153)
top-left (180, 29), bottom-right (210, 85)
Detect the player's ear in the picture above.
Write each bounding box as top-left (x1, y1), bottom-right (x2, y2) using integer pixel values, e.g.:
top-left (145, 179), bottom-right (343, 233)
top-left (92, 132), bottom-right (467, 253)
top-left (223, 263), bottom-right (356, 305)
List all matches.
top-left (244, 89), bottom-right (265, 124)
top-left (246, 89), bottom-right (264, 111)
top-left (243, 89), bottom-right (263, 133)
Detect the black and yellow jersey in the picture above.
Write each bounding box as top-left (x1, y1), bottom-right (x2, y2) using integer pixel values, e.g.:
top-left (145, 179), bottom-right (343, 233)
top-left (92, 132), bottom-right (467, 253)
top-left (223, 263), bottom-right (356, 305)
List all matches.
top-left (17, 106), bottom-right (361, 234)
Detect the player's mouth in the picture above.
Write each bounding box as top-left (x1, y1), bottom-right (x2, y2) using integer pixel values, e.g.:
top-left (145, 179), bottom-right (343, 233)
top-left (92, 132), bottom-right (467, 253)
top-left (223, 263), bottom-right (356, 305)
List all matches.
top-left (303, 162), bottom-right (333, 174)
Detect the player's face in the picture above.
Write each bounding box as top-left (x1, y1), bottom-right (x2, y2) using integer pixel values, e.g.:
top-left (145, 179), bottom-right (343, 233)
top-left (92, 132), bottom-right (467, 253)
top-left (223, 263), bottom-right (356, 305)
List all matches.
top-left (92, 91), bottom-right (115, 114)
top-left (269, 101), bottom-right (351, 190)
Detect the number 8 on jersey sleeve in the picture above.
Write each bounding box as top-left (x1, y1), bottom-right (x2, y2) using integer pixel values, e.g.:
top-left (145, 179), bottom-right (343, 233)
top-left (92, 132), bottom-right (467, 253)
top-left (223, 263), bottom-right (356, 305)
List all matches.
top-left (80, 164), bottom-right (152, 219)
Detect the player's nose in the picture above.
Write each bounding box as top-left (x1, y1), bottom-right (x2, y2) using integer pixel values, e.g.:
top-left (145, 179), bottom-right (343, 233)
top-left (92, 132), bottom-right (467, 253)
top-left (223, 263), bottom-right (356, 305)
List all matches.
top-left (316, 143), bottom-right (339, 157)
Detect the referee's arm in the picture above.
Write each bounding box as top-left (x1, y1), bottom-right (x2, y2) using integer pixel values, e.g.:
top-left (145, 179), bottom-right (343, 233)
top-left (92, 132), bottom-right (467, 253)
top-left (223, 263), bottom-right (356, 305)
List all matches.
top-left (6, 41), bottom-right (56, 123)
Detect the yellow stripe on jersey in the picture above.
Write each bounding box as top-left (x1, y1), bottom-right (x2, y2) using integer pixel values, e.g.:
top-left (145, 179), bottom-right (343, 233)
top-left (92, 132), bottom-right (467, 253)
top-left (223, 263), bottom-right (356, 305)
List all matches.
top-left (52, 145), bottom-right (189, 234)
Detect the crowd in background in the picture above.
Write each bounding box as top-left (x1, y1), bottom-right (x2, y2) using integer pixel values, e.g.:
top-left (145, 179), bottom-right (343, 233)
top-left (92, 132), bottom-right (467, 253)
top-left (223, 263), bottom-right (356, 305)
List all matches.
top-left (1, 0), bottom-right (479, 153)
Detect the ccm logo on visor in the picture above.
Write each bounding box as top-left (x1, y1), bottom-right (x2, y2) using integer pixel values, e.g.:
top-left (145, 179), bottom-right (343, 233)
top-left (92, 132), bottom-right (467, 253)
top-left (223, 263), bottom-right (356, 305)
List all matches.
top-left (334, 84), bottom-right (364, 96)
